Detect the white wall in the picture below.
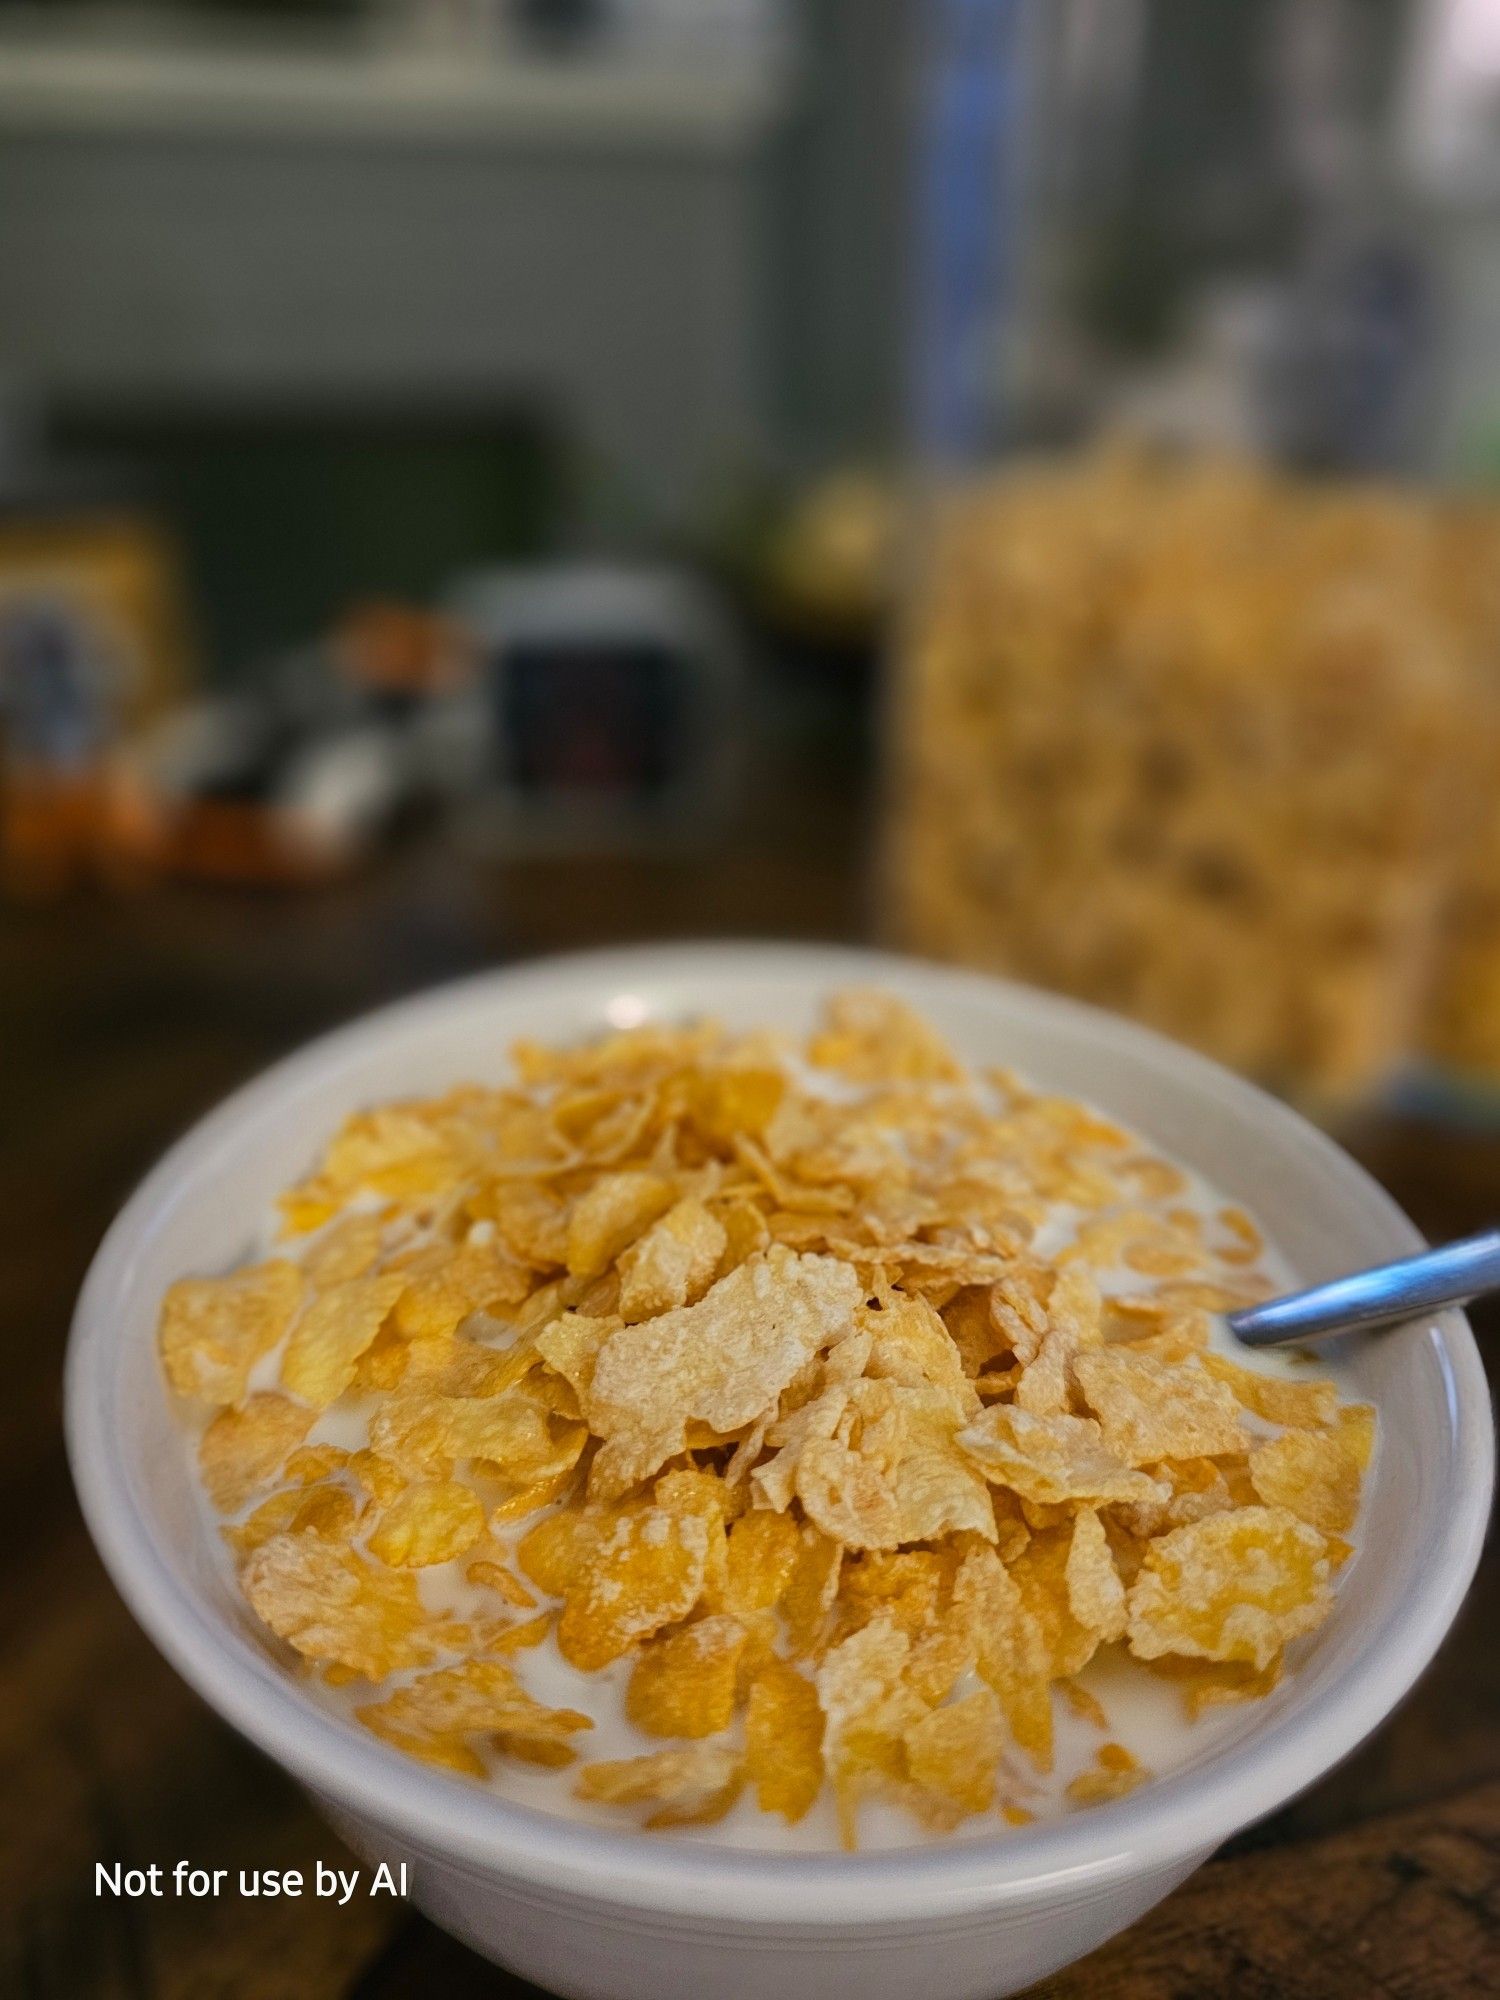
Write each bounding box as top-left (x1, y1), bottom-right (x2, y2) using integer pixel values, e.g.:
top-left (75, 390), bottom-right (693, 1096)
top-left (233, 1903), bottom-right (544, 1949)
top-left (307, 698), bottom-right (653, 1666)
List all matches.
top-left (0, 45), bottom-right (787, 519)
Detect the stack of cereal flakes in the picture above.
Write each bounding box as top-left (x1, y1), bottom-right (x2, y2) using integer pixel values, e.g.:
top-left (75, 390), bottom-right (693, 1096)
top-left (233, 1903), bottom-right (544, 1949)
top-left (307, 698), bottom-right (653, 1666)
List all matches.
top-left (1420, 500), bottom-right (1500, 1081)
top-left (887, 448), bottom-right (1500, 1104)
top-left (160, 992), bottom-right (1372, 1845)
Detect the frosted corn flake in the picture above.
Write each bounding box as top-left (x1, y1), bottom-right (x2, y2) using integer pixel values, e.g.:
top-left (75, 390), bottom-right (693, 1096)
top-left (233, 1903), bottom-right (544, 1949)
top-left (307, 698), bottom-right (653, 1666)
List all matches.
top-left (160, 1261), bottom-right (303, 1405)
top-left (554, 1498), bottom-right (713, 1672)
top-left (745, 1654), bottom-right (825, 1822)
top-left (584, 1246), bottom-right (861, 1498)
top-left (1249, 1412), bottom-right (1372, 1534)
top-left (1073, 1347), bottom-right (1247, 1464)
top-left (358, 1658), bottom-right (591, 1773)
top-left (904, 1687), bottom-right (1004, 1822)
top-left (625, 1614), bottom-right (748, 1739)
top-left (792, 1379), bottom-right (996, 1551)
top-left (575, 1745), bottom-right (746, 1828)
top-left (1065, 1507), bottom-right (1128, 1644)
top-left (197, 1392), bottom-right (315, 1513)
top-left (241, 1530), bottom-right (461, 1681)
top-left (367, 1478), bottom-right (486, 1568)
top-left (1126, 1506), bottom-right (1332, 1672)
top-left (959, 1403), bottom-right (1167, 1509)
top-left (617, 1197), bottom-right (727, 1321)
top-left (281, 1272), bottom-right (406, 1408)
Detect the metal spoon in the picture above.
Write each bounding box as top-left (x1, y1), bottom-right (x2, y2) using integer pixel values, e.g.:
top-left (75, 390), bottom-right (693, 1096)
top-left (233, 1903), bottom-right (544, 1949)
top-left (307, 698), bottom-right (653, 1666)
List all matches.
top-left (1227, 1227), bottom-right (1500, 1349)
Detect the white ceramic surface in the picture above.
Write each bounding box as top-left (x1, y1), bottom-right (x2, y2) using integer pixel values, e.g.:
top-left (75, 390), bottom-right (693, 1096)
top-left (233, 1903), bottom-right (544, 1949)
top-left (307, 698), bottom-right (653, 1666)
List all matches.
top-left (66, 944), bottom-right (1495, 2000)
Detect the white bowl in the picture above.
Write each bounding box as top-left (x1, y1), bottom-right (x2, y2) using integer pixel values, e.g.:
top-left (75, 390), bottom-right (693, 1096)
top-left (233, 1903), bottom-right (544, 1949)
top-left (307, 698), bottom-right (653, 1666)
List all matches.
top-left (66, 944), bottom-right (1494, 2000)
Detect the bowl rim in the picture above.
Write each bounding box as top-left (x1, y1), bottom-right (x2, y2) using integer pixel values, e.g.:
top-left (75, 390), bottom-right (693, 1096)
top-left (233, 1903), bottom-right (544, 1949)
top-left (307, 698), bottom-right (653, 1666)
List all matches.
top-left (66, 941), bottom-right (1495, 1926)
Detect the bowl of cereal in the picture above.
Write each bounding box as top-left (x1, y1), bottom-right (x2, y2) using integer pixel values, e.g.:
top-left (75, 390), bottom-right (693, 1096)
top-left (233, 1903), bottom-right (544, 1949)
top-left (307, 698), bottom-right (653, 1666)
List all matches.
top-left (66, 944), bottom-right (1492, 2000)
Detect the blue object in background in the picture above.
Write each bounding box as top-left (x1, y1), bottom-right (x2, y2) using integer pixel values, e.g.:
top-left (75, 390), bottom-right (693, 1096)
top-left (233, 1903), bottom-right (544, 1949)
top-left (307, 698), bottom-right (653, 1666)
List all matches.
top-left (912, 0), bottom-right (1029, 463)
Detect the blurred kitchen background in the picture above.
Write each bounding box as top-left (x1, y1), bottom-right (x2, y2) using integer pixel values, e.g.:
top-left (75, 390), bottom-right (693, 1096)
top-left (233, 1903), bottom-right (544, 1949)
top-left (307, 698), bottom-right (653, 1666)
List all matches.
top-left (5, 0), bottom-right (1500, 1136)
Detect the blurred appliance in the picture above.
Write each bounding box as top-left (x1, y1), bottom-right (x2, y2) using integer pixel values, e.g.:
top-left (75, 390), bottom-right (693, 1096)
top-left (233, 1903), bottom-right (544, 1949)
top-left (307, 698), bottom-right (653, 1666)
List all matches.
top-left (443, 562), bottom-right (744, 852)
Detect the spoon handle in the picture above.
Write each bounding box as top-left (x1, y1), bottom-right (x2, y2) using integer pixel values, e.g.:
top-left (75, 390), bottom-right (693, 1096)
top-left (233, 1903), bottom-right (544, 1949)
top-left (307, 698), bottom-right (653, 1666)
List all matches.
top-left (1227, 1228), bottom-right (1500, 1350)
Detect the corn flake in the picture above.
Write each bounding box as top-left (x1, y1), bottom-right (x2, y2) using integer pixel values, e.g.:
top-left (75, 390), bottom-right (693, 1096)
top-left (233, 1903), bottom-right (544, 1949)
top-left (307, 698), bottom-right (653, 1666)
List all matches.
top-left (808, 991), bottom-right (962, 1084)
top-left (1065, 1508), bottom-right (1128, 1644)
top-left (1149, 1653), bottom-right (1285, 1718)
top-left (1067, 1740), bottom-right (1147, 1806)
top-left (744, 1655), bottom-right (824, 1821)
top-left (1200, 1351), bottom-right (1339, 1429)
top-left (1073, 1348), bottom-right (1246, 1465)
top-left (959, 1404), bottom-right (1167, 1510)
top-left (555, 1502), bottom-right (712, 1671)
top-left (904, 1687), bottom-right (1003, 1819)
top-left (198, 1393), bottom-right (315, 1513)
top-left (625, 1615), bottom-right (747, 1738)
top-left (617, 1198), bottom-right (727, 1321)
top-left (368, 1478), bottom-right (486, 1568)
top-left (1249, 1417), bottom-right (1369, 1534)
top-left (794, 1380), bottom-right (995, 1551)
top-left (160, 1261), bottom-right (302, 1405)
top-left (781, 1521), bottom-right (844, 1659)
top-left (358, 1657), bottom-right (590, 1765)
top-left (1127, 1506), bottom-right (1331, 1672)
top-left (952, 1546), bottom-right (1054, 1771)
top-left (575, 1746), bottom-right (745, 1828)
top-left (1010, 1529), bottom-right (1102, 1681)
top-left (566, 1172), bottom-right (676, 1279)
top-left (815, 1613), bottom-right (922, 1846)
top-left (391, 1241), bottom-right (531, 1341)
top-left (281, 1272), bottom-right (405, 1408)
top-left (585, 1247), bottom-right (861, 1497)
top-left (241, 1531), bottom-right (459, 1679)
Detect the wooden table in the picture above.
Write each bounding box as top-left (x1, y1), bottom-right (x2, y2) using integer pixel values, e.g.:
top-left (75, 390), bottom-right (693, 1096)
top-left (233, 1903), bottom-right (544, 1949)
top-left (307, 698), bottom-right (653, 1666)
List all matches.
top-left (4, 827), bottom-right (1495, 1998)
